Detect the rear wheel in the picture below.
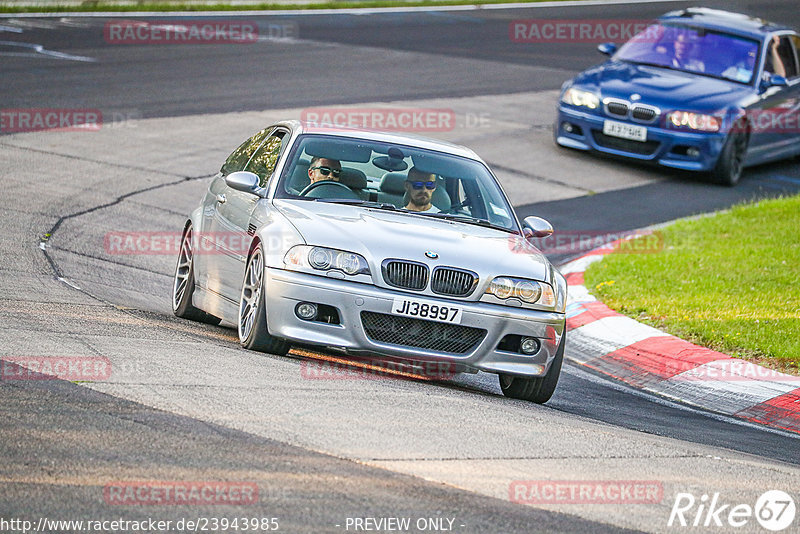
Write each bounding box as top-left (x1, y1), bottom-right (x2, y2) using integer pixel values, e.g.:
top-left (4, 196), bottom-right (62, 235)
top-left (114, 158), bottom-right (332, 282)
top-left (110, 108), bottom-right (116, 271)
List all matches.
top-left (238, 244), bottom-right (291, 355)
top-left (712, 129), bottom-right (748, 186)
top-left (172, 224), bottom-right (221, 325)
top-left (499, 332), bottom-right (565, 404)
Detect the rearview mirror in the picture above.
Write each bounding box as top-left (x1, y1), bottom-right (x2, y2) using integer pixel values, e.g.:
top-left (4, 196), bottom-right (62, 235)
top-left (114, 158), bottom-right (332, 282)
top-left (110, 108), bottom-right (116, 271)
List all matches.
top-left (225, 171), bottom-right (266, 197)
top-left (522, 216), bottom-right (554, 239)
top-left (597, 42), bottom-right (617, 56)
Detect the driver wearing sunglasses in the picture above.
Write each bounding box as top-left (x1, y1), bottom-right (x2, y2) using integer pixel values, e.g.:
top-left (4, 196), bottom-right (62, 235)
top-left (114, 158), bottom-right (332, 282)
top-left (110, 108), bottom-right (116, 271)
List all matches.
top-left (307, 156), bottom-right (342, 184)
top-left (403, 167), bottom-right (440, 213)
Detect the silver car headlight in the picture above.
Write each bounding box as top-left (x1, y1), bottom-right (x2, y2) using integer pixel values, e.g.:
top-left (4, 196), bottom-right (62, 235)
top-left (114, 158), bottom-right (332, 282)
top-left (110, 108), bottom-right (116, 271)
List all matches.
top-left (561, 87), bottom-right (600, 110)
top-left (284, 245), bottom-right (370, 276)
top-left (483, 276), bottom-right (557, 309)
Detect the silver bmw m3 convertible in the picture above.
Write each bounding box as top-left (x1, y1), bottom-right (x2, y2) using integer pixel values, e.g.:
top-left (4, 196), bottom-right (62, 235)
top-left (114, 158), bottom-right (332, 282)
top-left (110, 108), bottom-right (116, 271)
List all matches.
top-left (172, 121), bottom-right (567, 403)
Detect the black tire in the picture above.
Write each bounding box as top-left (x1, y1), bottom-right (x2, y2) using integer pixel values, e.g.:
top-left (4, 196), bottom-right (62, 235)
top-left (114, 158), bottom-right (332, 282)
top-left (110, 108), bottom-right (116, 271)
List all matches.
top-left (711, 129), bottom-right (748, 186)
top-left (499, 332), bottom-right (565, 404)
top-left (172, 224), bottom-right (221, 325)
top-left (238, 243), bottom-right (291, 355)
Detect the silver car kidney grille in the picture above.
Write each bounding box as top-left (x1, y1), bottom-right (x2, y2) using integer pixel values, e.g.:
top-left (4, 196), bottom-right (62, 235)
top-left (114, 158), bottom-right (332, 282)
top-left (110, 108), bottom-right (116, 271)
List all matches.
top-left (383, 260), bottom-right (428, 290)
top-left (382, 261), bottom-right (478, 297)
top-left (431, 267), bottom-right (478, 297)
top-left (360, 312), bottom-right (486, 354)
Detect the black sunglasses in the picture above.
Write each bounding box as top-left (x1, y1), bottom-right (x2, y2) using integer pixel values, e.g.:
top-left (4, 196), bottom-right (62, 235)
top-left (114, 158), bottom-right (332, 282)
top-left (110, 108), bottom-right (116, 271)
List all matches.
top-left (408, 180), bottom-right (437, 190)
top-left (311, 166), bottom-right (341, 177)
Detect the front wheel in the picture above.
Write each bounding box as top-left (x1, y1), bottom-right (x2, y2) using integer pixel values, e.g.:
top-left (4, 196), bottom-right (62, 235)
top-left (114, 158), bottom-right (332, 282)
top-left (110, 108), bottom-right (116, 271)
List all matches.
top-left (172, 224), bottom-right (221, 325)
top-left (711, 129), bottom-right (748, 186)
top-left (499, 332), bottom-right (565, 404)
top-left (238, 244), bottom-right (291, 355)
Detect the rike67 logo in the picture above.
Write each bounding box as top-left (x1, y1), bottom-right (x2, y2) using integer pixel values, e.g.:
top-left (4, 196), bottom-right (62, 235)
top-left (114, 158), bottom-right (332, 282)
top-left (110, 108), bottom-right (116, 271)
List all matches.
top-left (669, 490), bottom-right (796, 531)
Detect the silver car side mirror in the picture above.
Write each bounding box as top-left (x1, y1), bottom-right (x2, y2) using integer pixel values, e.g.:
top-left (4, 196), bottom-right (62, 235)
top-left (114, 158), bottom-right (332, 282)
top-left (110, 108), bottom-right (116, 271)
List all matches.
top-left (225, 171), bottom-right (266, 197)
top-left (522, 216), bottom-right (554, 239)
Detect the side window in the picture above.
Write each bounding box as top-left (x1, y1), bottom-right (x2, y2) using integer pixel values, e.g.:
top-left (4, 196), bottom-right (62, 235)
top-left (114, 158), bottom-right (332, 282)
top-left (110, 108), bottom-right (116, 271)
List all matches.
top-left (220, 128), bottom-right (271, 176)
top-left (790, 35), bottom-right (800, 79)
top-left (766, 36), bottom-right (798, 79)
top-left (245, 131), bottom-right (286, 187)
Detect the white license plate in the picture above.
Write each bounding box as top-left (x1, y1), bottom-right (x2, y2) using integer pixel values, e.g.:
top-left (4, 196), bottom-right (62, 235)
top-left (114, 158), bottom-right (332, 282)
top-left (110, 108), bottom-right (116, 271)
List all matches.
top-left (391, 297), bottom-right (462, 324)
top-left (603, 120), bottom-right (648, 142)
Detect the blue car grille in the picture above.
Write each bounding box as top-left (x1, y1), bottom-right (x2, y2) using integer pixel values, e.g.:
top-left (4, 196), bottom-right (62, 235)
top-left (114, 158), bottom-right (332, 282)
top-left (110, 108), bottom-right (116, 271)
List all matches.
top-left (606, 101), bottom-right (629, 117)
top-left (592, 130), bottom-right (660, 156)
top-left (632, 106), bottom-right (658, 122)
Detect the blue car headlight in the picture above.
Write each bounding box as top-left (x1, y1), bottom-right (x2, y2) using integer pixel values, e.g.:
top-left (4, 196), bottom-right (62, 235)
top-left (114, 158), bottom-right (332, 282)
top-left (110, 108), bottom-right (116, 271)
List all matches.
top-left (561, 87), bottom-right (600, 110)
top-left (667, 111), bottom-right (721, 133)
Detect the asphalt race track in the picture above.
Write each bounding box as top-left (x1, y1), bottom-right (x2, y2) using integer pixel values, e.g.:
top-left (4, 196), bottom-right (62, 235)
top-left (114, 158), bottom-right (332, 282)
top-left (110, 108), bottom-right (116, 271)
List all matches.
top-left (2, 1), bottom-right (800, 533)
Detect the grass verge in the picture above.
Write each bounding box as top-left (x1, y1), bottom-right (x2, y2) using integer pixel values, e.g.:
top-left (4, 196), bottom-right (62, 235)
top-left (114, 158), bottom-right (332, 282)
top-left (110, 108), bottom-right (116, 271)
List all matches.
top-left (584, 194), bottom-right (800, 374)
top-left (0, 0), bottom-right (569, 14)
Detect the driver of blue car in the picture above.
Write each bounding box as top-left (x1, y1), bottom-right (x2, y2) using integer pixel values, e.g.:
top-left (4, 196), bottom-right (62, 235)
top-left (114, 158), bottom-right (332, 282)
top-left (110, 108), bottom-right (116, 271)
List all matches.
top-left (669, 32), bottom-right (705, 72)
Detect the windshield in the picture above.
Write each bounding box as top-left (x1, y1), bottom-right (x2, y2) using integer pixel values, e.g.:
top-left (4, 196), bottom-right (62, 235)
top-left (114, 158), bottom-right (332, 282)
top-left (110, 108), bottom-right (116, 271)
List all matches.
top-left (615, 23), bottom-right (761, 84)
top-left (276, 134), bottom-right (518, 232)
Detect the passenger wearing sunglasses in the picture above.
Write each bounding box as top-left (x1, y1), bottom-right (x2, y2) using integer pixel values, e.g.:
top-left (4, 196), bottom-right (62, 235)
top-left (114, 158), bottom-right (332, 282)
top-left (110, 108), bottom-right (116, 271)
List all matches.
top-left (403, 167), bottom-right (440, 213)
top-left (307, 156), bottom-right (342, 184)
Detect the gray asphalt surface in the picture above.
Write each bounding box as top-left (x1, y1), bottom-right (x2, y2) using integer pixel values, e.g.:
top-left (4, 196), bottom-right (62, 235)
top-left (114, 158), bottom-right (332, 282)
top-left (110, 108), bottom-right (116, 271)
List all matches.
top-left (2, 1), bottom-right (800, 533)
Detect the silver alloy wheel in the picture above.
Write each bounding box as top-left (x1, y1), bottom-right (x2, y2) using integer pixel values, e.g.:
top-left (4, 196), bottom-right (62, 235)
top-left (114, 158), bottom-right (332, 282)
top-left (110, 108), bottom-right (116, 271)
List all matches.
top-left (172, 227), bottom-right (193, 312)
top-left (239, 247), bottom-right (264, 342)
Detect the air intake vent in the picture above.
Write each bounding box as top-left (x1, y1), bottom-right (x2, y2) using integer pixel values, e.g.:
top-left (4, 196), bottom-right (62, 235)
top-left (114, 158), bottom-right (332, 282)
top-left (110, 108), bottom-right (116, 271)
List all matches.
top-left (382, 260), bottom-right (428, 291)
top-left (361, 312), bottom-right (486, 354)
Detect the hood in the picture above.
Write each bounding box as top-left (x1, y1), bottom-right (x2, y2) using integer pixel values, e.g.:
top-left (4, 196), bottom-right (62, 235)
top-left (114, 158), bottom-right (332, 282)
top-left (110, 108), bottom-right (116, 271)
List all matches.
top-left (273, 200), bottom-right (551, 284)
top-left (574, 61), bottom-right (753, 113)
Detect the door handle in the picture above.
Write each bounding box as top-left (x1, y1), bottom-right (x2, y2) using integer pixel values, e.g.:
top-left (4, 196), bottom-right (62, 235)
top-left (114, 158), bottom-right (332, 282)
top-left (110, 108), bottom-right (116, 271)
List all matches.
top-left (216, 194), bottom-right (227, 204)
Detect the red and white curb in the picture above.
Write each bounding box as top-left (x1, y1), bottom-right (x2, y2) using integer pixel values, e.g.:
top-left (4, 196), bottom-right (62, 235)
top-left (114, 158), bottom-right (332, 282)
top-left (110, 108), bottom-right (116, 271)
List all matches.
top-left (560, 244), bottom-right (800, 435)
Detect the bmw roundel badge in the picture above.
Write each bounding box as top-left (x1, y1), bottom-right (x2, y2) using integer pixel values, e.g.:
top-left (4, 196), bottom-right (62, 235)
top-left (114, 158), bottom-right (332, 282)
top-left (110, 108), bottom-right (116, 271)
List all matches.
top-left (424, 251), bottom-right (439, 259)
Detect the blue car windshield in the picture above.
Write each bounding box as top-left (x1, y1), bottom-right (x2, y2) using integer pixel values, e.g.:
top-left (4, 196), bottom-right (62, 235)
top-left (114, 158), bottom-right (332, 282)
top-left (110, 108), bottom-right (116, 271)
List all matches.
top-left (614, 23), bottom-right (761, 84)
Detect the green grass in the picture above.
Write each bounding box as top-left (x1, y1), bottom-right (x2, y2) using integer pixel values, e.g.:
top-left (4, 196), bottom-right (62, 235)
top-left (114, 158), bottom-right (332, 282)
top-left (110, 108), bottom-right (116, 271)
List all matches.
top-left (584, 194), bottom-right (800, 374)
top-left (0, 0), bottom-right (575, 14)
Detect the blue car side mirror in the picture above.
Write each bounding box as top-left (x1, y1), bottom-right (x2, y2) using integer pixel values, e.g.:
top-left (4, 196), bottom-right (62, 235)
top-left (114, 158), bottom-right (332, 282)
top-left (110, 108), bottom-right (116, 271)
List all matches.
top-left (597, 42), bottom-right (618, 56)
top-left (768, 74), bottom-right (788, 87)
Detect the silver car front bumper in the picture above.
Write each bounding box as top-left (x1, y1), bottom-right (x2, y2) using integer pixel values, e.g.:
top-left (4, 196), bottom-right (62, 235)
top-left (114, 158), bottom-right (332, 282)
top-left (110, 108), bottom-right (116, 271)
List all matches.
top-left (264, 268), bottom-right (565, 377)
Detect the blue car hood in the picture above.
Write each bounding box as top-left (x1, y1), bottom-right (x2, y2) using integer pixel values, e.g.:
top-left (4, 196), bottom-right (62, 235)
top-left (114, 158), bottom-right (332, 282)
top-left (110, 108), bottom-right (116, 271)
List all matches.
top-left (574, 61), bottom-right (754, 113)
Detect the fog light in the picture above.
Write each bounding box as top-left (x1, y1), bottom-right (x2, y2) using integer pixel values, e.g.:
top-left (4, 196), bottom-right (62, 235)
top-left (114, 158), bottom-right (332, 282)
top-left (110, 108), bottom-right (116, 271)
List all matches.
top-left (562, 122), bottom-right (574, 133)
top-left (687, 147), bottom-right (700, 158)
top-left (520, 337), bottom-right (541, 355)
top-left (296, 302), bottom-right (318, 320)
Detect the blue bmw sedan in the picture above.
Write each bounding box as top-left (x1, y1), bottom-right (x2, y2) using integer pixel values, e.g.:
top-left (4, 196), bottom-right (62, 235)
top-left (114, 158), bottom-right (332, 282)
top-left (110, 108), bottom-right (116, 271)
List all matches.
top-left (554, 8), bottom-right (800, 185)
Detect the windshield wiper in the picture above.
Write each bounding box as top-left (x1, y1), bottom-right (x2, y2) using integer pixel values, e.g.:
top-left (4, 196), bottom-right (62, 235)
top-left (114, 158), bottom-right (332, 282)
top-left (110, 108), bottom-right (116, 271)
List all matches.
top-left (622, 59), bottom-right (682, 72)
top-left (417, 212), bottom-right (515, 233)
